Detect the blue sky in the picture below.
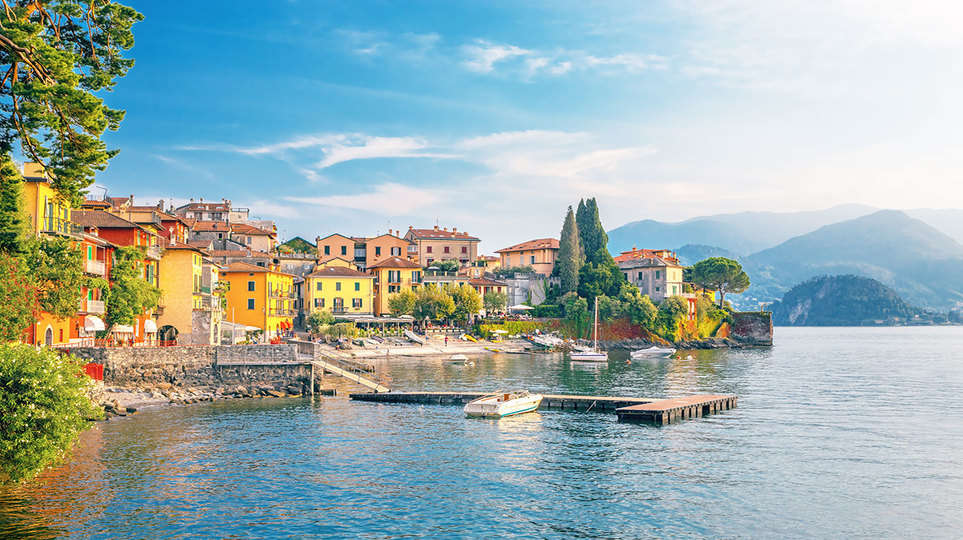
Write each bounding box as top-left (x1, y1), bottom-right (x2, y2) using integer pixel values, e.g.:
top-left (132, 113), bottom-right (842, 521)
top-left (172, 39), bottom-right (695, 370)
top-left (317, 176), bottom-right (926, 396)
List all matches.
top-left (94, 0), bottom-right (963, 251)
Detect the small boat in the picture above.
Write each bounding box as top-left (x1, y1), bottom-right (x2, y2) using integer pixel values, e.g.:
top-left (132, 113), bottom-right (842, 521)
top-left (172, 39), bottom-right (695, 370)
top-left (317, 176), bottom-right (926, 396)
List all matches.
top-left (449, 354), bottom-right (474, 366)
top-left (464, 391), bottom-right (543, 418)
top-left (630, 346), bottom-right (677, 359)
top-left (570, 297), bottom-right (608, 362)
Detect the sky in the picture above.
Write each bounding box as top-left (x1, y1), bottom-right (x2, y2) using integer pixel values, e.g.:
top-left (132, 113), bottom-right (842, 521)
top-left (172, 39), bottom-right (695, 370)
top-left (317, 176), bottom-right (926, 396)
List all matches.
top-left (90, 0), bottom-right (963, 252)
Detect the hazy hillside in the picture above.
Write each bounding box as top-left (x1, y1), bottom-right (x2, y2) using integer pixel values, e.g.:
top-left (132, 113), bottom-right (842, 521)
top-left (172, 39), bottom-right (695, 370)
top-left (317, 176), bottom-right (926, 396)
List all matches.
top-left (675, 244), bottom-right (742, 266)
top-left (745, 210), bottom-right (963, 310)
top-left (906, 209), bottom-right (963, 245)
top-left (607, 204), bottom-right (875, 255)
top-left (770, 275), bottom-right (922, 326)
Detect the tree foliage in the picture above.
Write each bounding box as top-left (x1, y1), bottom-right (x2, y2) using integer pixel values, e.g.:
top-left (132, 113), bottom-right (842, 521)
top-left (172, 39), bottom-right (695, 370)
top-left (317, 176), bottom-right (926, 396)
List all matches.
top-left (689, 257), bottom-right (751, 307)
top-left (429, 260), bottom-right (459, 273)
top-left (0, 253), bottom-right (36, 340)
top-left (0, 0), bottom-right (143, 206)
top-left (561, 292), bottom-right (589, 338)
top-left (387, 289), bottom-right (416, 316)
top-left (575, 198), bottom-right (608, 264)
top-left (483, 290), bottom-right (507, 313)
top-left (0, 344), bottom-right (100, 483)
top-left (556, 205), bottom-right (581, 293)
top-left (105, 245), bottom-right (159, 327)
top-left (412, 286), bottom-right (455, 322)
top-left (449, 284), bottom-right (482, 322)
top-left (0, 155), bottom-right (27, 253)
top-left (25, 236), bottom-right (84, 318)
top-left (655, 296), bottom-right (689, 342)
top-left (306, 309), bottom-right (334, 334)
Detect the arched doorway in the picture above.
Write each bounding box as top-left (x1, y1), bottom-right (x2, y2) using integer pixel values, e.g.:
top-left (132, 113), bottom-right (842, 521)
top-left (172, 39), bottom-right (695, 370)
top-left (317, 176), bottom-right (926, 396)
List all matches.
top-left (159, 325), bottom-right (178, 345)
top-left (44, 327), bottom-right (53, 347)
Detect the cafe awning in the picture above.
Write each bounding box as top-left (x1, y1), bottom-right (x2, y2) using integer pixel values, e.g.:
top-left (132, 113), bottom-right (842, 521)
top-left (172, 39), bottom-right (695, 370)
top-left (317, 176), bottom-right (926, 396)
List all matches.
top-left (112, 325), bottom-right (134, 334)
top-left (84, 316), bottom-right (105, 332)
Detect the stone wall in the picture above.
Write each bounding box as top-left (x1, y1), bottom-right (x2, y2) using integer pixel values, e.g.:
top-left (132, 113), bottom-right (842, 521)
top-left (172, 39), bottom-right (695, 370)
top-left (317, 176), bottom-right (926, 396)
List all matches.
top-left (730, 311), bottom-right (773, 346)
top-left (68, 343), bottom-right (306, 388)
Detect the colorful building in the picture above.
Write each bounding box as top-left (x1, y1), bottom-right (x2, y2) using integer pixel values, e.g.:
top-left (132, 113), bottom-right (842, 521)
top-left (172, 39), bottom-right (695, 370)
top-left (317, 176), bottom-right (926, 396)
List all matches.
top-left (303, 266), bottom-right (375, 317)
top-left (495, 238), bottom-right (559, 277)
top-left (316, 233), bottom-right (357, 263)
top-left (404, 225), bottom-right (480, 266)
top-left (157, 244), bottom-right (222, 344)
top-left (368, 256), bottom-right (423, 316)
top-left (618, 255), bottom-right (685, 302)
top-left (220, 262), bottom-right (295, 339)
top-left (315, 230), bottom-right (415, 271)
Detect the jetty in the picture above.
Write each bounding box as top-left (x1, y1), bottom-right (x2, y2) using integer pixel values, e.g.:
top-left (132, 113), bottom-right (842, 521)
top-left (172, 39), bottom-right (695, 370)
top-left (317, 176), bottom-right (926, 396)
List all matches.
top-left (349, 391), bottom-right (736, 424)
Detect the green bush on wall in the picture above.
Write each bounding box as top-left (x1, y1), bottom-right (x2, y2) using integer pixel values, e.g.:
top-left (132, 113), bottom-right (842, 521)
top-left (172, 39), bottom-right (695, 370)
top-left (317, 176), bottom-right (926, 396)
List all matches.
top-left (0, 345), bottom-right (101, 483)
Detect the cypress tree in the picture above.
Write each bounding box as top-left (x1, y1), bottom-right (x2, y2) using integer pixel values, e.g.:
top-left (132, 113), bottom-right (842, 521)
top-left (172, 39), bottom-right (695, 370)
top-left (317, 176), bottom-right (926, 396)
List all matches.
top-left (575, 199), bottom-right (589, 263)
top-left (557, 206), bottom-right (582, 293)
top-left (0, 156), bottom-right (28, 255)
top-left (577, 197), bottom-right (609, 264)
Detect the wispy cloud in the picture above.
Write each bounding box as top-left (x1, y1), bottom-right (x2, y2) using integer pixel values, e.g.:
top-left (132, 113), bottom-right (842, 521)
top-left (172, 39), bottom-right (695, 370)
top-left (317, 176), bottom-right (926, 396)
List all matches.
top-left (284, 183), bottom-right (443, 215)
top-left (462, 40), bottom-right (531, 73)
top-left (151, 154), bottom-right (216, 180)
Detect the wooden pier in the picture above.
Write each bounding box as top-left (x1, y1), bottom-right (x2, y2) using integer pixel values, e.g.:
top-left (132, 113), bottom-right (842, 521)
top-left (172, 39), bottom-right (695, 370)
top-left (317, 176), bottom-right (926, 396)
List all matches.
top-left (615, 394), bottom-right (737, 425)
top-left (349, 391), bottom-right (737, 424)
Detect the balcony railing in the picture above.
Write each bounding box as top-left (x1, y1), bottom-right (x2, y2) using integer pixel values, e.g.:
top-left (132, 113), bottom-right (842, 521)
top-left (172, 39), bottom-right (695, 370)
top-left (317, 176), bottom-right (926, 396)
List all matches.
top-left (82, 299), bottom-right (106, 314)
top-left (197, 293), bottom-right (220, 311)
top-left (41, 217), bottom-right (83, 237)
top-left (84, 259), bottom-right (106, 276)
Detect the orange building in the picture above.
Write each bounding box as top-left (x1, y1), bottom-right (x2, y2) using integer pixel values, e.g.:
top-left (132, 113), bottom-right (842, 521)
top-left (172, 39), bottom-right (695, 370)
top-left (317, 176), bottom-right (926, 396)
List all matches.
top-left (495, 238), bottom-right (559, 277)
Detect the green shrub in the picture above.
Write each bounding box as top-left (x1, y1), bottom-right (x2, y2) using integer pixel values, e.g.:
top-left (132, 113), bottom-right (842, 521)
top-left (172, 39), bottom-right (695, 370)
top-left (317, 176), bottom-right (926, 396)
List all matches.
top-left (478, 321), bottom-right (544, 338)
top-left (0, 345), bottom-right (100, 483)
top-left (531, 304), bottom-right (561, 318)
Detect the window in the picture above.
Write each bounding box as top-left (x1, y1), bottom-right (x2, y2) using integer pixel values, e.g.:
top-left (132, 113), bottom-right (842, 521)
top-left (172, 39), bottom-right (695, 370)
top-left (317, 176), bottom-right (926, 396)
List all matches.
top-left (412, 271), bottom-right (422, 282)
top-left (248, 281), bottom-right (255, 291)
top-left (316, 282), bottom-right (322, 291)
top-left (245, 237), bottom-right (252, 245)
top-left (655, 286), bottom-right (660, 292)
top-left (375, 246), bottom-right (381, 256)
top-left (247, 299), bottom-right (255, 309)
top-left (426, 258), bottom-right (433, 265)
top-left (218, 233), bottom-right (223, 239)
top-left (462, 246), bottom-right (467, 254)
top-left (324, 246), bottom-right (330, 255)
top-left (655, 270), bottom-right (661, 279)
top-left (624, 272), bottom-right (630, 280)
top-left (637, 272), bottom-right (643, 280)
top-left (335, 282), bottom-right (341, 291)
top-left (388, 285), bottom-right (399, 293)
top-left (341, 246), bottom-right (347, 256)
top-left (317, 298), bottom-right (325, 307)
top-left (354, 282), bottom-right (360, 291)
top-left (444, 246), bottom-right (450, 253)
top-left (87, 246), bottom-right (93, 259)
top-left (391, 247), bottom-right (401, 256)
top-left (352, 298), bottom-right (362, 308)
top-left (427, 246), bottom-right (433, 253)
top-left (530, 255), bottom-right (535, 264)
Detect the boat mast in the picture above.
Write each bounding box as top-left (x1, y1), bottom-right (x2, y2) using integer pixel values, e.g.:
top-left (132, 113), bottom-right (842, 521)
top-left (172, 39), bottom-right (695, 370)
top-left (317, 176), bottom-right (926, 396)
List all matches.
top-left (593, 296), bottom-right (598, 351)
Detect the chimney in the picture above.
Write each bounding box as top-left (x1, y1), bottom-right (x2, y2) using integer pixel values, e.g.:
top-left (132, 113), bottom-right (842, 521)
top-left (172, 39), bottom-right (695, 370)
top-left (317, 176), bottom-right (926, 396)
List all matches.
top-left (157, 199), bottom-right (164, 210)
top-left (452, 227), bottom-right (457, 233)
top-left (129, 195), bottom-right (134, 204)
top-left (443, 227), bottom-right (448, 232)
top-left (434, 225), bottom-right (439, 231)
top-left (190, 198), bottom-right (194, 203)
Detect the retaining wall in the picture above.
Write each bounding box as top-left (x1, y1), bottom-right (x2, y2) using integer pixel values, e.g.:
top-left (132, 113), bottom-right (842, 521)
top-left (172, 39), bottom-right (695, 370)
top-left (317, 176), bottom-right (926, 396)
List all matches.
top-left (730, 311), bottom-right (773, 345)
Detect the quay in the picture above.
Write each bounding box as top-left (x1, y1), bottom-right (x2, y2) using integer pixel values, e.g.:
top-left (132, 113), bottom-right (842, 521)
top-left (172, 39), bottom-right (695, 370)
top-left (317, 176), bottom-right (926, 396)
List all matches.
top-left (349, 391), bottom-right (737, 424)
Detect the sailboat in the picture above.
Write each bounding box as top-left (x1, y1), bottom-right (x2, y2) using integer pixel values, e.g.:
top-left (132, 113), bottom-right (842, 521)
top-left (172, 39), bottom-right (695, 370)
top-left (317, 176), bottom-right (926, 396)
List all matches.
top-left (570, 297), bottom-right (608, 362)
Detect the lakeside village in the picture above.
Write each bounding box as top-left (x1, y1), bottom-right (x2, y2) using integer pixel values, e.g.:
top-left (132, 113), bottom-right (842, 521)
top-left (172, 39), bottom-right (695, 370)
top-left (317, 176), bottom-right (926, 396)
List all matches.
top-left (6, 161), bottom-right (771, 356)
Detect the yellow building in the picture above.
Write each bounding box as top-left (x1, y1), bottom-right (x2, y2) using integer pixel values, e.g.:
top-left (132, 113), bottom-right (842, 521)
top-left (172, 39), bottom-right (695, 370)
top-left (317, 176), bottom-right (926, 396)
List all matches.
top-left (220, 262), bottom-right (295, 339)
top-left (304, 266), bottom-right (375, 317)
top-left (368, 256), bottom-right (423, 316)
top-left (495, 238), bottom-right (559, 277)
top-left (21, 162), bottom-right (75, 237)
top-left (157, 245), bottom-right (209, 343)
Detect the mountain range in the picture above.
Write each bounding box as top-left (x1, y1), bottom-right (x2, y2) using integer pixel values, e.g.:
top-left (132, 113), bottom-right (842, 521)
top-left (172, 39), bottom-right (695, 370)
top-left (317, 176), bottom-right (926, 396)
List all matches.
top-left (769, 275), bottom-right (924, 326)
top-left (607, 206), bottom-right (963, 311)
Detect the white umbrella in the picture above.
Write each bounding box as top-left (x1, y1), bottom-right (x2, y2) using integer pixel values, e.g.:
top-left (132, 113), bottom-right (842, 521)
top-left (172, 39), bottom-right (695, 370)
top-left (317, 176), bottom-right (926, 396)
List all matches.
top-left (508, 304), bottom-right (534, 311)
top-left (492, 329), bottom-right (509, 334)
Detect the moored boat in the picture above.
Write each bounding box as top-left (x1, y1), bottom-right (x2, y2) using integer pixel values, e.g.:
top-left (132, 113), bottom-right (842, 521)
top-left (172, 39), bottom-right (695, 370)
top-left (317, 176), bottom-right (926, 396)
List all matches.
top-left (630, 346), bottom-right (676, 359)
top-left (450, 354), bottom-right (474, 366)
top-left (569, 297), bottom-right (608, 362)
top-left (464, 391), bottom-right (543, 418)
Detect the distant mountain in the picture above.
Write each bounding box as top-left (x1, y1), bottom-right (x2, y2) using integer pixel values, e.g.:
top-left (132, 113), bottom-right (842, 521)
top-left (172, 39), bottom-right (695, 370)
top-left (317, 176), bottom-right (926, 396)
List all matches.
top-left (607, 204), bottom-right (876, 255)
top-left (906, 209), bottom-right (963, 245)
top-left (675, 244), bottom-right (741, 266)
top-left (770, 275), bottom-right (922, 326)
top-left (745, 210), bottom-right (963, 310)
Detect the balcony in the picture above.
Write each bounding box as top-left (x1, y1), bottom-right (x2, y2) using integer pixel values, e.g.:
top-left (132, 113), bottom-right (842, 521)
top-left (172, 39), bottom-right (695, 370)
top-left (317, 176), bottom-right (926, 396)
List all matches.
top-left (82, 299), bottom-right (106, 314)
top-left (146, 245), bottom-right (163, 260)
top-left (84, 259), bottom-right (106, 276)
top-left (41, 217), bottom-right (83, 237)
top-left (196, 293), bottom-right (221, 311)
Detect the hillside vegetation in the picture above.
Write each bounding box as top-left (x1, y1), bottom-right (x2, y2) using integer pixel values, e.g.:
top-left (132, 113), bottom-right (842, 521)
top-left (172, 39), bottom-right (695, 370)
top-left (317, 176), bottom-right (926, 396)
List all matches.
top-left (770, 275), bottom-right (924, 326)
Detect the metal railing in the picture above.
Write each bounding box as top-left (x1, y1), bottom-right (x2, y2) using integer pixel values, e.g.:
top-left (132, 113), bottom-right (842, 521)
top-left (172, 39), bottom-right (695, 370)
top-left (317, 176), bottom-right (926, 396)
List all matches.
top-left (83, 299), bottom-right (106, 314)
top-left (84, 259), bottom-right (106, 275)
top-left (41, 216), bottom-right (84, 236)
top-left (146, 245), bottom-right (164, 260)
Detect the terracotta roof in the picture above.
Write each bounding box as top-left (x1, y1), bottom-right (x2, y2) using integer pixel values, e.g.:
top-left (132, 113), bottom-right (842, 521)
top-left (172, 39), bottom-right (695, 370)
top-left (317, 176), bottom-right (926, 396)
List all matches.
top-left (617, 256), bottom-right (682, 269)
top-left (477, 255), bottom-right (499, 262)
top-left (368, 256), bottom-right (422, 269)
top-left (495, 238), bottom-right (559, 253)
top-left (231, 223), bottom-right (274, 236)
top-left (191, 220), bottom-right (231, 232)
top-left (306, 266), bottom-right (373, 279)
top-left (72, 210), bottom-right (152, 233)
top-left (469, 277), bottom-right (506, 287)
top-left (175, 201), bottom-right (231, 212)
top-left (406, 227), bottom-right (480, 241)
top-left (188, 240), bottom-right (214, 250)
top-left (318, 256), bottom-right (355, 266)
top-left (81, 199), bottom-right (111, 208)
top-left (207, 249), bottom-right (250, 257)
top-left (614, 248), bottom-right (679, 264)
top-left (163, 243), bottom-right (204, 253)
top-left (317, 233), bottom-right (355, 243)
top-left (221, 262), bottom-right (270, 273)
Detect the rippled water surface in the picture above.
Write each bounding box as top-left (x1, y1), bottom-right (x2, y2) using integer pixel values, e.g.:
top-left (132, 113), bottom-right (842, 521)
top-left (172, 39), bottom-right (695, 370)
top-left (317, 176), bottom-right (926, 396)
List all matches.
top-left (3, 327), bottom-right (963, 538)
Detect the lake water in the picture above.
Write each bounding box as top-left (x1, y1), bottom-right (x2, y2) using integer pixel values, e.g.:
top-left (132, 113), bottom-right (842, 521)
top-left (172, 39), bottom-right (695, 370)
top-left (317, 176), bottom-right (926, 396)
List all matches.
top-left (3, 327), bottom-right (963, 539)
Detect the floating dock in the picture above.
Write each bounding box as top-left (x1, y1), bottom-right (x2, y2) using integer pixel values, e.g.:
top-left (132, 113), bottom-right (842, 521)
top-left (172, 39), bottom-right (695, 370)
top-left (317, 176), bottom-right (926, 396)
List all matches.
top-left (349, 391), bottom-right (736, 424)
top-left (615, 394), bottom-right (737, 425)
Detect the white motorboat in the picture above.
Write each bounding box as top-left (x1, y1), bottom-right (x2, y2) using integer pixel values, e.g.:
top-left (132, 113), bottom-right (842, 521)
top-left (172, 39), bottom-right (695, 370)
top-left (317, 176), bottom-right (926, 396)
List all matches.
top-left (464, 391), bottom-right (543, 418)
top-left (630, 346), bottom-right (676, 359)
top-left (450, 354), bottom-right (474, 366)
top-left (569, 297), bottom-right (608, 362)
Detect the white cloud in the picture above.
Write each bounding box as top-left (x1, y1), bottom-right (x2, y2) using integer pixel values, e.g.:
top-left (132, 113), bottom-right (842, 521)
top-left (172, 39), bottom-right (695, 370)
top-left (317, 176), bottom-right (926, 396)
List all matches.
top-left (284, 183), bottom-right (443, 215)
top-left (462, 40), bottom-right (530, 73)
top-left (313, 135), bottom-right (455, 169)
